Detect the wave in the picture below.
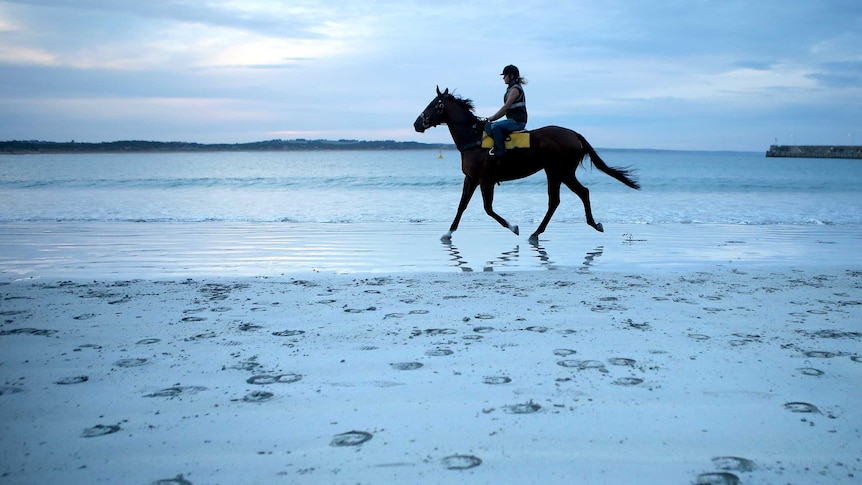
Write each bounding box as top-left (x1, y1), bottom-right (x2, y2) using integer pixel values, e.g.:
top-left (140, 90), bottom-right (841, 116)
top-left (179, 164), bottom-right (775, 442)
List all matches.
top-left (4, 174), bottom-right (858, 193)
top-left (0, 215), bottom-right (854, 226)
top-left (0, 176), bottom-right (463, 190)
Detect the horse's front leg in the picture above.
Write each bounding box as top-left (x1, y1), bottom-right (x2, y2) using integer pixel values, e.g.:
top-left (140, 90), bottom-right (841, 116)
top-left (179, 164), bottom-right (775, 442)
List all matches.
top-left (480, 180), bottom-right (519, 236)
top-left (442, 176), bottom-right (479, 241)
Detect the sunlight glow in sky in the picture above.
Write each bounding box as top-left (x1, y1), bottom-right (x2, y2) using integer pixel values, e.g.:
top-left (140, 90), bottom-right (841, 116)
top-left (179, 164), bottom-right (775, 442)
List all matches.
top-left (1, 0), bottom-right (860, 150)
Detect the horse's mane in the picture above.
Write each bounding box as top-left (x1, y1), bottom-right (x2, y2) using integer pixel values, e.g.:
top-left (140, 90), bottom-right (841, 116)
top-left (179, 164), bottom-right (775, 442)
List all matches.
top-left (451, 95), bottom-right (476, 114)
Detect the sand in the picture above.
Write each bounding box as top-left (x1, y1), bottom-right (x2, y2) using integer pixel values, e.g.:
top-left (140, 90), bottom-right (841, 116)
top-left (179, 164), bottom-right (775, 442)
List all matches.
top-left (1, 223), bottom-right (861, 484)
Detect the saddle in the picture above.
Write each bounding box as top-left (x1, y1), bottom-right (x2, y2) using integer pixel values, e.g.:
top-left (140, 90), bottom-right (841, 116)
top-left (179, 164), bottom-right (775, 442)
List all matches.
top-left (481, 131), bottom-right (530, 150)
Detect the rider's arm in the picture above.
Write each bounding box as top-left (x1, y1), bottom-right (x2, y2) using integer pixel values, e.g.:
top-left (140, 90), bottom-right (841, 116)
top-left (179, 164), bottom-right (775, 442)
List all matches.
top-left (488, 87), bottom-right (521, 122)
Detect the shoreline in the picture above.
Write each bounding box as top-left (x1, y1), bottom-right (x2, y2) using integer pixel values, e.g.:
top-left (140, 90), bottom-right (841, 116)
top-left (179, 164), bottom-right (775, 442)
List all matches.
top-left (2, 221), bottom-right (860, 280)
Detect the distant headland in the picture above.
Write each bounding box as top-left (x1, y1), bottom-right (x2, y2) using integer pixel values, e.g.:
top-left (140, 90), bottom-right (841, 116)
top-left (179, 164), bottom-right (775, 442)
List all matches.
top-left (0, 139), bottom-right (454, 154)
top-left (766, 145), bottom-right (862, 159)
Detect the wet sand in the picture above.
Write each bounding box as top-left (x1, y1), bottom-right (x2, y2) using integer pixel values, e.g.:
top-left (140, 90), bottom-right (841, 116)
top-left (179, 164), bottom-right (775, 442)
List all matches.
top-left (1, 221), bottom-right (859, 276)
top-left (1, 222), bottom-right (861, 484)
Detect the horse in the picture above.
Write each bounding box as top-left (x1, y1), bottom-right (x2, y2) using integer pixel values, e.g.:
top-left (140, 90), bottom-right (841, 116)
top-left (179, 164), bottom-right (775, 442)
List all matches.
top-left (414, 87), bottom-right (640, 243)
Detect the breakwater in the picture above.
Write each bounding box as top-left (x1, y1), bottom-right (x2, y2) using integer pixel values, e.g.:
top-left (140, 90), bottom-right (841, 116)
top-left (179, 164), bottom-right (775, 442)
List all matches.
top-left (766, 145), bottom-right (862, 159)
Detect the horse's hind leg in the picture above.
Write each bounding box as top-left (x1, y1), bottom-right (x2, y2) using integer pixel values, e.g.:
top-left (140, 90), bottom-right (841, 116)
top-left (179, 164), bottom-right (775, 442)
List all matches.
top-left (563, 174), bottom-right (604, 232)
top-left (529, 178), bottom-right (562, 243)
top-left (480, 181), bottom-right (519, 235)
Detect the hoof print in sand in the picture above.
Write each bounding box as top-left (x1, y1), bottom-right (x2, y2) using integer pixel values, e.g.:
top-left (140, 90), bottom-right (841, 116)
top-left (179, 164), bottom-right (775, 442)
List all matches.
top-left (330, 430), bottom-right (372, 447)
top-left (483, 376), bottom-right (512, 385)
top-left (344, 307), bottom-right (376, 313)
top-left (608, 357), bottom-right (636, 366)
top-left (503, 401), bottom-right (541, 414)
top-left (426, 348), bottom-right (453, 356)
top-left (612, 377), bottom-right (644, 386)
top-left (272, 330), bottom-right (305, 337)
top-left (136, 338), bottom-right (161, 345)
top-left (797, 367), bottom-right (824, 376)
top-left (226, 359), bottom-right (262, 372)
top-left (413, 328), bottom-right (457, 337)
top-left (0, 328), bottom-right (57, 337)
top-left (246, 374), bottom-right (302, 385)
top-left (442, 454), bottom-right (482, 470)
top-left (804, 350), bottom-right (837, 358)
top-left (114, 358), bottom-right (149, 368)
top-left (695, 472), bottom-right (739, 485)
top-left (390, 362), bottom-right (423, 371)
top-left (712, 456), bottom-right (755, 472)
top-left (525, 326), bottom-right (549, 333)
top-left (55, 376), bottom-right (89, 385)
top-left (242, 391), bottom-right (274, 403)
top-left (82, 424), bottom-right (121, 438)
top-left (553, 349), bottom-right (577, 357)
top-left (0, 386), bottom-right (26, 396)
top-left (577, 360), bottom-right (608, 372)
top-left (784, 402), bottom-right (819, 413)
top-left (151, 474), bottom-right (193, 485)
top-left (144, 386), bottom-right (207, 398)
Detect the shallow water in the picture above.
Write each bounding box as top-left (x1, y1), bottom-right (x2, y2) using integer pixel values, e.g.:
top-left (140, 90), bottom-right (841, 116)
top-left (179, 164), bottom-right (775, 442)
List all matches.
top-left (2, 149), bottom-right (860, 277)
top-left (1, 221), bottom-right (858, 278)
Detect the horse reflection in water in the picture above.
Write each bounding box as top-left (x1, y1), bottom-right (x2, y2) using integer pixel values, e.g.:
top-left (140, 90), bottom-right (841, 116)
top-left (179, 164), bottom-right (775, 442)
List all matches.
top-left (442, 239), bottom-right (604, 272)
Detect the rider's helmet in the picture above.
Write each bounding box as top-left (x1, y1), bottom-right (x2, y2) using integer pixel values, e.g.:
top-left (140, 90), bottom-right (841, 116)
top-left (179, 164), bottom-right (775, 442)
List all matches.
top-left (500, 65), bottom-right (520, 78)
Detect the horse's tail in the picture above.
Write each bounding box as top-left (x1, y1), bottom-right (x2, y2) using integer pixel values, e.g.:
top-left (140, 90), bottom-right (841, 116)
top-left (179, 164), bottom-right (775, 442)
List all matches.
top-left (576, 133), bottom-right (640, 190)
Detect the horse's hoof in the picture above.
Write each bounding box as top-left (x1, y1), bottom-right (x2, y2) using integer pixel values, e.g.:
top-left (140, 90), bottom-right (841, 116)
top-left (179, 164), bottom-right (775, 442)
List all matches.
top-left (595, 223), bottom-right (604, 233)
top-left (528, 234), bottom-right (539, 244)
top-left (509, 224), bottom-right (520, 236)
top-left (441, 231), bottom-right (453, 242)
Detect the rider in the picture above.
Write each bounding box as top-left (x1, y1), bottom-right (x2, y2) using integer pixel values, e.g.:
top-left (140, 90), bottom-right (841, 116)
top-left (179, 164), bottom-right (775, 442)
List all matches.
top-left (486, 65), bottom-right (528, 158)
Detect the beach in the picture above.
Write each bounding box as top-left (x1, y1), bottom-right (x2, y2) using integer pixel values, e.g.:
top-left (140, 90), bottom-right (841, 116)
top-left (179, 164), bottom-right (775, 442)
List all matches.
top-left (1, 222), bottom-right (860, 484)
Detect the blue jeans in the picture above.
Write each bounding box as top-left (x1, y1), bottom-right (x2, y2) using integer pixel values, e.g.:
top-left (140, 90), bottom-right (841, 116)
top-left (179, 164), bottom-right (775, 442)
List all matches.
top-left (485, 119), bottom-right (526, 153)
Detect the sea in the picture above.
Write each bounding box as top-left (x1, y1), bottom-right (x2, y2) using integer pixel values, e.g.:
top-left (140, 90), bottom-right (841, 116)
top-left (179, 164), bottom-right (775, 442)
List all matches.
top-left (2, 149), bottom-right (860, 225)
top-left (1, 149), bottom-right (860, 275)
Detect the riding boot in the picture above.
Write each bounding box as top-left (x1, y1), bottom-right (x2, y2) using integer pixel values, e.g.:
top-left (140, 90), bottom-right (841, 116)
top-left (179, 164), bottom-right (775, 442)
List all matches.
top-left (491, 129), bottom-right (507, 158)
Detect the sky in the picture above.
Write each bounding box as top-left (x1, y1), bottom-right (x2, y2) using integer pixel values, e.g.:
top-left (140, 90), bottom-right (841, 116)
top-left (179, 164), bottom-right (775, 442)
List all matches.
top-left (1, 0), bottom-right (860, 151)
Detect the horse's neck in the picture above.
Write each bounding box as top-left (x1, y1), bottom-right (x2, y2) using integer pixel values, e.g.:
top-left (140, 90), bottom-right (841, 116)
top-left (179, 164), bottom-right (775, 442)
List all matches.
top-left (446, 112), bottom-right (481, 149)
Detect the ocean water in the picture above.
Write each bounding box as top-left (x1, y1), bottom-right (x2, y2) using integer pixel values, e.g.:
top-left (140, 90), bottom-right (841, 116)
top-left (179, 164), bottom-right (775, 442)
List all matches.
top-left (1, 149), bottom-right (861, 226)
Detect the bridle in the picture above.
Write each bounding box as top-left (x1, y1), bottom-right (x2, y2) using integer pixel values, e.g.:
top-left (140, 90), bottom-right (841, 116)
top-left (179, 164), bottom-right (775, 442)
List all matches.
top-left (419, 93), bottom-right (486, 152)
top-left (418, 93), bottom-right (450, 130)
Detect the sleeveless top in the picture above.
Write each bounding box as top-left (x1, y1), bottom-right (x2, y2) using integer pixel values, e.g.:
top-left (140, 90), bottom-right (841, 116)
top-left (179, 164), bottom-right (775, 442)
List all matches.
top-left (504, 83), bottom-right (527, 124)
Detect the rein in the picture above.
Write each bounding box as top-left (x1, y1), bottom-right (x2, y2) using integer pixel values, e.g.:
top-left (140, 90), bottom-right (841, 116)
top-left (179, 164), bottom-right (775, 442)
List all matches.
top-left (444, 97), bottom-right (486, 152)
top-left (421, 93), bottom-right (486, 152)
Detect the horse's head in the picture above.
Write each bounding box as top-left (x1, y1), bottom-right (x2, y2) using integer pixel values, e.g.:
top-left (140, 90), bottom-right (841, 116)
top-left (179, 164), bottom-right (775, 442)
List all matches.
top-left (414, 86), bottom-right (450, 133)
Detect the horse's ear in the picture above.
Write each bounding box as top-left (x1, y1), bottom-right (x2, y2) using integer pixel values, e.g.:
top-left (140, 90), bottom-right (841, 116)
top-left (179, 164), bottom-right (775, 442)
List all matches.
top-left (436, 85), bottom-right (442, 96)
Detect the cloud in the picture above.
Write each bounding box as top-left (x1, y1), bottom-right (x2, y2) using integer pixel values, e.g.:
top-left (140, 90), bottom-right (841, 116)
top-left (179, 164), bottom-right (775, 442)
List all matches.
top-left (0, 0), bottom-right (860, 150)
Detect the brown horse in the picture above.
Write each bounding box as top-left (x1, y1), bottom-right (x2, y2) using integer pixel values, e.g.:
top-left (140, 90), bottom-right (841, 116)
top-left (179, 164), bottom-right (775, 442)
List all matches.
top-left (414, 87), bottom-right (640, 243)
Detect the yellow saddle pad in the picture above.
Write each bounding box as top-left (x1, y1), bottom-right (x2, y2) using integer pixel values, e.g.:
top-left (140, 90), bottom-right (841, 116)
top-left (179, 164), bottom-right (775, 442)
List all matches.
top-left (481, 131), bottom-right (530, 149)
